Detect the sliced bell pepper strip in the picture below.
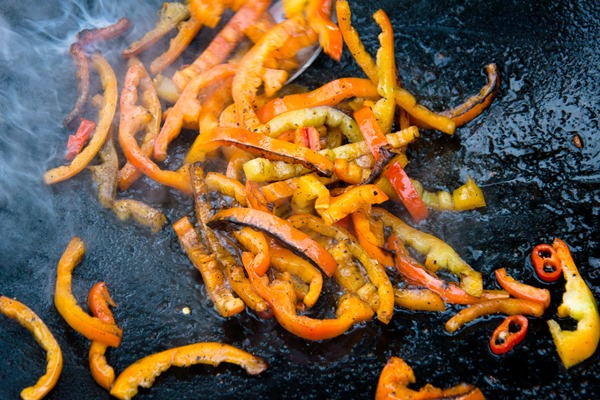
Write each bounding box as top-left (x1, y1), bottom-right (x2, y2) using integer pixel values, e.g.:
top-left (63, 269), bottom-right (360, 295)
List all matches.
top-left (328, 239), bottom-right (365, 293)
top-left (63, 42), bottom-right (91, 130)
top-left (110, 342), bottom-right (267, 400)
top-left (373, 207), bottom-right (483, 297)
top-left (87, 282), bottom-right (117, 390)
top-left (233, 227), bottom-right (271, 276)
top-left (208, 207), bottom-right (337, 277)
top-left (494, 268), bottom-right (551, 309)
top-left (320, 184), bottom-right (388, 225)
top-left (204, 172), bottom-right (247, 206)
top-left (173, 216), bottom-right (245, 317)
top-left (45, 54), bottom-right (117, 185)
top-left (0, 296), bottom-right (63, 400)
top-left (294, 126), bottom-right (321, 150)
top-left (489, 315), bottom-right (529, 355)
top-left (547, 238), bottom-right (600, 368)
top-left (375, 357), bottom-right (485, 400)
top-left (393, 288), bottom-right (446, 312)
top-left (531, 243), bottom-right (562, 282)
top-left (371, 9), bottom-right (397, 134)
top-left (445, 298), bottom-right (545, 334)
top-left (257, 78), bottom-right (379, 123)
top-left (334, 158), bottom-right (366, 184)
top-left (174, 1), bottom-right (270, 89)
top-left (65, 118), bottom-right (96, 160)
top-left (149, 17), bottom-right (203, 75)
top-left (118, 63), bottom-right (191, 194)
top-left (189, 0), bottom-right (237, 28)
top-left (54, 237), bottom-right (123, 347)
top-left (196, 126), bottom-right (334, 177)
top-left (412, 176), bottom-right (487, 211)
top-left (76, 17), bottom-right (131, 46)
top-left (245, 180), bottom-right (274, 213)
top-left (291, 173), bottom-right (330, 214)
top-left (306, 0), bottom-right (342, 61)
top-left (352, 209), bottom-right (394, 268)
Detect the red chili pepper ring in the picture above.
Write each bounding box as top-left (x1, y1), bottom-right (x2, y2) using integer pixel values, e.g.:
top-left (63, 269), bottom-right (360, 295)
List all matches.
top-left (490, 315), bottom-right (529, 355)
top-left (532, 243), bottom-right (563, 282)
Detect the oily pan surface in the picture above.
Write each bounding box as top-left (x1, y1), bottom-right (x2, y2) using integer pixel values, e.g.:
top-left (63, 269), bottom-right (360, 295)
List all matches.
top-left (0, 0), bottom-right (599, 398)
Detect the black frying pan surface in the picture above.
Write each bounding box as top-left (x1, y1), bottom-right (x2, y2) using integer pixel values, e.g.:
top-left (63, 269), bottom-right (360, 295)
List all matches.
top-left (0, 0), bottom-right (599, 399)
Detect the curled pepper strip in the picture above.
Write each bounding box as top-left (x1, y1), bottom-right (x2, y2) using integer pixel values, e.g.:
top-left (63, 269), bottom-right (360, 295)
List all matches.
top-left (208, 207), bottom-right (337, 277)
top-left (110, 342), bottom-right (268, 400)
top-left (494, 268), bottom-right (551, 309)
top-left (352, 209), bottom-right (394, 268)
top-left (375, 357), bottom-right (485, 400)
top-left (531, 243), bottom-right (562, 282)
top-left (0, 296), bottom-right (63, 400)
top-left (412, 176), bottom-right (487, 212)
top-left (547, 238), bottom-right (600, 368)
top-left (489, 315), bottom-right (529, 355)
top-left (87, 282), bottom-right (117, 390)
top-left (204, 172), bottom-right (248, 206)
top-left (149, 17), bottom-right (203, 75)
top-left (233, 227), bottom-right (271, 276)
top-left (45, 54), bottom-right (117, 185)
top-left (319, 184), bottom-right (389, 225)
top-left (65, 118), bottom-right (96, 160)
top-left (445, 298), bottom-right (545, 334)
top-left (54, 237), bottom-right (123, 347)
top-left (306, 0), bottom-right (343, 61)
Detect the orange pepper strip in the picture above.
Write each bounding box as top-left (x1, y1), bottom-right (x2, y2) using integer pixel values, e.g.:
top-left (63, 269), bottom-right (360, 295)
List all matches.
top-left (320, 184), bottom-right (389, 225)
top-left (54, 237), bottom-right (123, 347)
top-left (352, 209), bottom-right (394, 268)
top-left (118, 63), bottom-right (192, 194)
top-left (44, 54), bottom-right (117, 185)
top-left (233, 227), bottom-right (271, 276)
top-left (149, 17), bottom-right (203, 75)
top-left (393, 288), bottom-right (446, 312)
top-left (257, 78), bottom-right (379, 123)
top-left (375, 357), bottom-right (485, 400)
top-left (232, 15), bottom-right (317, 132)
top-left (118, 59), bottom-right (162, 192)
top-left (204, 172), bottom-right (247, 206)
top-left (110, 342), bottom-right (268, 400)
top-left (445, 298), bottom-right (545, 334)
top-left (372, 9), bottom-right (397, 134)
top-left (245, 180), bottom-right (274, 212)
top-left (208, 207), bottom-right (337, 277)
top-left (243, 254), bottom-right (374, 340)
top-left (0, 296), bottom-right (63, 400)
top-left (494, 268), bottom-right (551, 309)
top-left (260, 178), bottom-right (298, 204)
top-left (196, 126), bottom-right (334, 177)
top-left (306, 0), bottom-right (343, 61)
top-left (87, 282), bottom-right (117, 390)
top-left (174, 0), bottom-right (270, 90)
top-left (154, 63), bottom-right (237, 162)
top-left (173, 216), bottom-right (245, 317)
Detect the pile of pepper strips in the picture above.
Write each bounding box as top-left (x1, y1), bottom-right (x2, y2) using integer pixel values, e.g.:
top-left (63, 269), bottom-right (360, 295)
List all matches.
top-left (3, 0), bottom-right (592, 399)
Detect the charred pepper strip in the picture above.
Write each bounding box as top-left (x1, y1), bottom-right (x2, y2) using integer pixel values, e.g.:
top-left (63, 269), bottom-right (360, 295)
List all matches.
top-left (76, 17), bottom-right (130, 47)
top-left (489, 315), bottom-right (529, 355)
top-left (352, 209), bottom-right (394, 268)
top-left (494, 268), bottom-right (551, 309)
top-left (173, 216), bottom-right (245, 317)
top-left (306, 0), bottom-right (343, 61)
top-left (531, 243), bottom-right (563, 282)
top-left (54, 237), bottom-right (123, 347)
top-left (375, 357), bottom-right (485, 400)
top-left (208, 207), bottom-right (337, 277)
top-left (204, 172), bottom-right (247, 206)
top-left (0, 296), bottom-right (63, 400)
top-left (149, 17), bottom-right (203, 74)
top-left (63, 43), bottom-right (91, 130)
top-left (110, 342), bottom-right (267, 400)
top-left (547, 238), bottom-right (600, 368)
top-left (46, 54), bottom-right (117, 185)
top-left (233, 227), bottom-right (271, 277)
top-left (87, 282), bottom-right (117, 390)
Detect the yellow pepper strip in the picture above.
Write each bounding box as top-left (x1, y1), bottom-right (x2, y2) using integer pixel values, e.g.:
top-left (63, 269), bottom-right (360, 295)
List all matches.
top-left (548, 238), bottom-right (600, 368)
top-left (291, 173), bottom-right (330, 214)
top-left (204, 172), bottom-right (248, 206)
top-left (54, 237), bottom-right (123, 347)
top-left (0, 296), bottom-right (63, 400)
top-left (445, 298), bottom-right (545, 334)
top-left (320, 184), bottom-right (388, 225)
top-left (393, 288), bottom-right (446, 312)
top-left (394, 89), bottom-right (456, 135)
top-left (412, 176), bottom-right (486, 211)
top-left (149, 17), bottom-right (203, 75)
top-left (372, 207), bottom-right (483, 298)
top-left (268, 239), bottom-right (323, 308)
top-left (87, 282), bottom-right (117, 390)
top-left (44, 54), bottom-right (117, 185)
top-left (173, 216), bottom-right (245, 317)
top-left (328, 239), bottom-right (365, 292)
top-left (375, 357), bottom-right (485, 400)
top-left (110, 342), bottom-right (268, 400)
top-left (372, 9), bottom-right (397, 134)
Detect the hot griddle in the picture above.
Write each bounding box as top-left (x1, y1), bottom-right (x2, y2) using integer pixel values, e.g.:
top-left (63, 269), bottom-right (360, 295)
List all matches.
top-left (0, 0), bottom-right (599, 398)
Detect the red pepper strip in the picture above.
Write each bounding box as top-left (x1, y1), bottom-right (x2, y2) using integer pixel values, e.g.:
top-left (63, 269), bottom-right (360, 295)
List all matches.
top-left (295, 126), bottom-right (321, 151)
top-left (306, 0), bottom-right (342, 61)
top-left (375, 357), bottom-right (485, 400)
top-left (531, 243), bottom-right (563, 282)
top-left (245, 180), bottom-right (274, 213)
top-left (387, 235), bottom-right (481, 305)
top-left (63, 43), bottom-right (91, 130)
top-left (494, 268), bottom-right (551, 309)
top-left (154, 63), bottom-right (237, 162)
top-left (196, 126), bottom-right (334, 177)
top-left (489, 315), bottom-right (529, 355)
top-left (320, 184), bottom-right (389, 225)
top-left (207, 207), bottom-right (337, 277)
top-left (0, 296), bottom-right (63, 400)
top-left (354, 106), bottom-right (429, 221)
top-left (110, 342), bottom-right (267, 400)
top-left (76, 17), bottom-right (130, 47)
top-left (352, 209), bottom-right (394, 268)
top-left (257, 78), bottom-right (379, 123)
top-left (233, 227), bottom-right (271, 277)
top-left (118, 63), bottom-right (192, 194)
top-left (149, 17), bottom-right (203, 75)
top-left (87, 282), bottom-right (117, 390)
top-left (243, 254), bottom-right (374, 340)
top-left (54, 237), bottom-right (123, 347)
top-left (445, 298), bottom-right (545, 334)
top-left (65, 118), bottom-right (96, 160)
top-left (174, 0), bottom-right (270, 90)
